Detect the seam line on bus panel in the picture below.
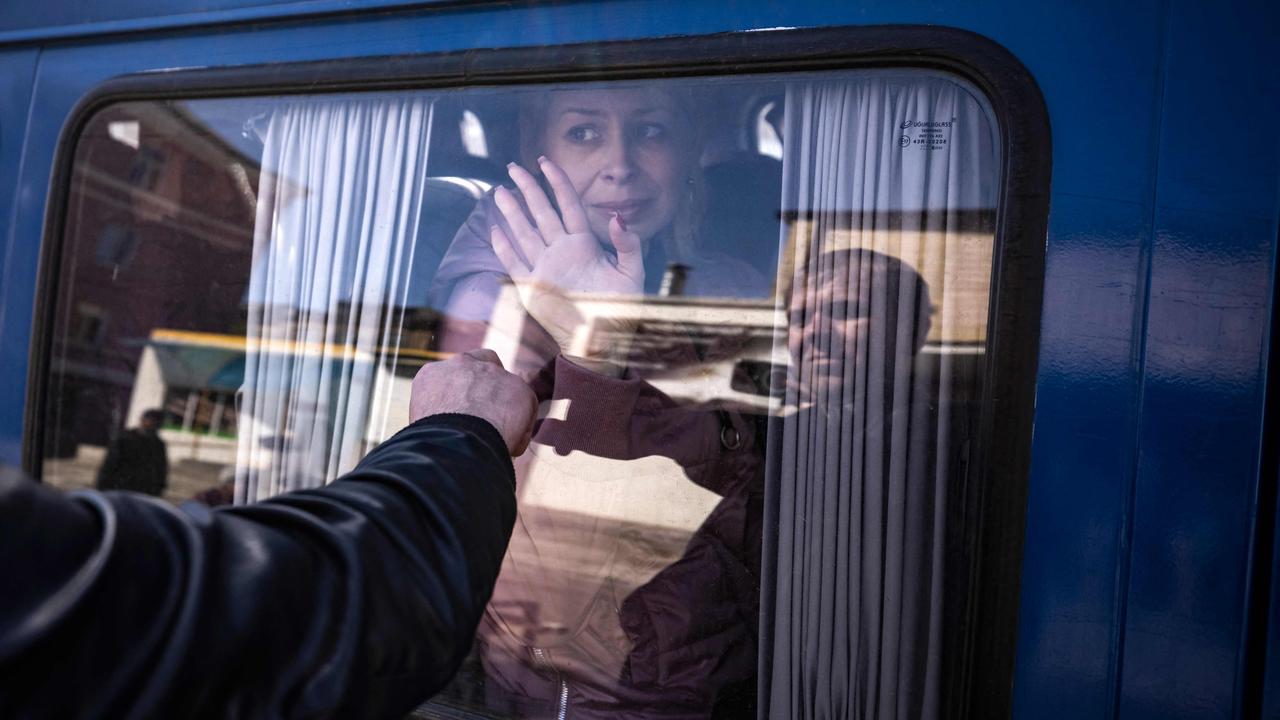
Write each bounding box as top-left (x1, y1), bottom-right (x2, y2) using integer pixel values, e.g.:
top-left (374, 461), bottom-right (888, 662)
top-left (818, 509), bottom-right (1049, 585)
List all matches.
top-left (0, 45), bottom-right (45, 471)
top-left (1110, 0), bottom-right (1173, 717)
top-left (1237, 216), bottom-right (1280, 720)
top-left (0, 45), bottom-right (43, 358)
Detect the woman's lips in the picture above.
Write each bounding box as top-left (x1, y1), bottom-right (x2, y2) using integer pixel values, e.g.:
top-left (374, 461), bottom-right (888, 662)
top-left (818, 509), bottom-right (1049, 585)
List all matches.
top-left (592, 199), bottom-right (653, 223)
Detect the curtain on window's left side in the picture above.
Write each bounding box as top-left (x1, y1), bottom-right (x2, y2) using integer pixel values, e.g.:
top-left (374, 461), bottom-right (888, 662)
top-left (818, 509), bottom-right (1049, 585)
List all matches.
top-left (235, 96), bottom-right (433, 503)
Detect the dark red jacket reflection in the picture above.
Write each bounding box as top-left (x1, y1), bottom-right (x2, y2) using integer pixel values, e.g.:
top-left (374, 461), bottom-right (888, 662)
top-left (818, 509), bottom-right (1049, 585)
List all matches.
top-left (430, 189), bottom-right (769, 719)
top-left (476, 357), bottom-right (764, 720)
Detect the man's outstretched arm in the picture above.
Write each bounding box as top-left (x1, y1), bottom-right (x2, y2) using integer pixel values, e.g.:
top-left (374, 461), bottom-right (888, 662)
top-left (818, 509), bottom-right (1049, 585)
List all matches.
top-left (0, 351), bottom-right (537, 719)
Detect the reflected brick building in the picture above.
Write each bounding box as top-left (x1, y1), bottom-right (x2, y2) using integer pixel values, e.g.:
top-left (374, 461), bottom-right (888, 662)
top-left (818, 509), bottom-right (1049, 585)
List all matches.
top-left (46, 102), bottom-right (258, 453)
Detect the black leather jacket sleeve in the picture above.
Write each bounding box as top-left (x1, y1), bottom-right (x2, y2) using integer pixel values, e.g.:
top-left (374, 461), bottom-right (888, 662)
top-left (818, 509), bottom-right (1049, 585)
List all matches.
top-left (0, 413), bottom-right (516, 720)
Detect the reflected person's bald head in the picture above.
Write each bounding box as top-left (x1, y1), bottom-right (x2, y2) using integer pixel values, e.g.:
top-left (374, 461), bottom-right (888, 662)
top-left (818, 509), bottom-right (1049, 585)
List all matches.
top-left (793, 249), bottom-right (932, 356)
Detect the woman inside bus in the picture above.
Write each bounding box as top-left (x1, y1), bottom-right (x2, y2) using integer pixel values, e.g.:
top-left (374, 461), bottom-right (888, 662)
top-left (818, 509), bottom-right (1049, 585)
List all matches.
top-left (428, 84), bottom-right (768, 718)
top-left (431, 84), bottom-right (769, 374)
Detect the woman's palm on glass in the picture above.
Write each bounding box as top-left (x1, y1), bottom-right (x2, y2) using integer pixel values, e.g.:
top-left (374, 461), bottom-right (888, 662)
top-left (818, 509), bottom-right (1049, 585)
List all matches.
top-left (491, 157), bottom-right (644, 355)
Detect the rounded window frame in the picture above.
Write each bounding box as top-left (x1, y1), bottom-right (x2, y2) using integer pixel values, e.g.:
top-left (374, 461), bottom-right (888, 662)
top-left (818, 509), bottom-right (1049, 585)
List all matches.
top-left (30, 25), bottom-right (1051, 719)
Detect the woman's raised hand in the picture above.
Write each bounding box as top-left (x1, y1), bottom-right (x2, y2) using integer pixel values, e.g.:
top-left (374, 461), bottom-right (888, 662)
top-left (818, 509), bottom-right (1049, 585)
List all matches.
top-left (490, 157), bottom-right (645, 357)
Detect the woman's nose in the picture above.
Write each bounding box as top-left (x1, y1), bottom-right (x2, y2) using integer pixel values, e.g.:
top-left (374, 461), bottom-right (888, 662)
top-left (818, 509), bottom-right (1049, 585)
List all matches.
top-left (599, 134), bottom-right (636, 182)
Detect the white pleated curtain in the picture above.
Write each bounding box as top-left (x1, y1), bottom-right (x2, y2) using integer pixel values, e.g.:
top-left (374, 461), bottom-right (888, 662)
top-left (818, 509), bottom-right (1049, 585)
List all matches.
top-left (764, 72), bottom-right (998, 719)
top-left (235, 96), bottom-right (433, 503)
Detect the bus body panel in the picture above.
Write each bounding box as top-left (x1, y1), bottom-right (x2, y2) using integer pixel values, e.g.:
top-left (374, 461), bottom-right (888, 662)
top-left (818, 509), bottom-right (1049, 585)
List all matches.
top-left (0, 2), bottom-right (1276, 718)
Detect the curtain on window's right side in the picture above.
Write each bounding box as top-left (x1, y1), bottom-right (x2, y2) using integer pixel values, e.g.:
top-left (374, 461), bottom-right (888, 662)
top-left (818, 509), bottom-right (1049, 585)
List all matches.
top-left (763, 71), bottom-right (999, 720)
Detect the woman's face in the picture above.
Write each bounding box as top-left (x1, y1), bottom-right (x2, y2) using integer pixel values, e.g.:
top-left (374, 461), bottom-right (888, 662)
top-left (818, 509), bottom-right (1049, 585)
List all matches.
top-left (540, 87), bottom-right (692, 244)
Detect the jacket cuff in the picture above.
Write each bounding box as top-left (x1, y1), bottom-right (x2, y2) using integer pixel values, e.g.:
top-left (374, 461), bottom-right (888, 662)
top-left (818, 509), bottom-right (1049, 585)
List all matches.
top-left (552, 354), bottom-right (644, 420)
top-left (524, 355), bottom-right (648, 458)
top-left (412, 413), bottom-right (515, 485)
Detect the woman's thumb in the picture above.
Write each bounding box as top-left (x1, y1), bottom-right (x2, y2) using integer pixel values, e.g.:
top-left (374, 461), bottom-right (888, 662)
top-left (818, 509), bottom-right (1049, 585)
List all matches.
top-left (608, 212), bottom-right (643, 276)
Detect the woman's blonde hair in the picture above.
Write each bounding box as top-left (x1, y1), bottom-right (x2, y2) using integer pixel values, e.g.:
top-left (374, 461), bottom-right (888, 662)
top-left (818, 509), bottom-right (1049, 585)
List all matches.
top-left (516, 84), bottom-right (705, 262)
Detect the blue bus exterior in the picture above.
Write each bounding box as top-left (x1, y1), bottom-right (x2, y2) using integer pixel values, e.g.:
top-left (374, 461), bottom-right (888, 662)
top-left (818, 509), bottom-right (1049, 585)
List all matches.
top-left (0, 2), bottom-right (1277, 718)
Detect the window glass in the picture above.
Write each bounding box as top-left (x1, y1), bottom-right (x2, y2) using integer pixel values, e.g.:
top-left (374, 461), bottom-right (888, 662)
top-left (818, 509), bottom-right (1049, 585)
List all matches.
top-left (44, 69), bottom-right (999, 718)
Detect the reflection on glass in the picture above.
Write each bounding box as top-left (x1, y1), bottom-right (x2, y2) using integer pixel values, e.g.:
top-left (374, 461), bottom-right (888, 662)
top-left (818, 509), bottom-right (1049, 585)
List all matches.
top-left (43, 100), bottom-right (259, 503)
top-left (44, 69), bottom-right (998, 719)
top-left (428, 83), bottom-right (771, 718)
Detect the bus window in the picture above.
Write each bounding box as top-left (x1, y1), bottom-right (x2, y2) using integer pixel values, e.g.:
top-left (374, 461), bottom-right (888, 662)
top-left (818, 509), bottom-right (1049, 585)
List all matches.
top-left (41, 68), bottom-right (999, 718)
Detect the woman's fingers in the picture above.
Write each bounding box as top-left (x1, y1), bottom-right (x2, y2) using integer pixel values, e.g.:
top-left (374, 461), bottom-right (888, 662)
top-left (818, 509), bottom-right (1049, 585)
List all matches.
top-left (490, 223), bottom-right (532, 278)
top-left (537, 156), bottom-right (591, 236)
top-left (607, 213), bottom-right (645, 283)
top-left (493, 186), bottom-right (544, 267)
top-left (506, 162), bottom-right (565, 241)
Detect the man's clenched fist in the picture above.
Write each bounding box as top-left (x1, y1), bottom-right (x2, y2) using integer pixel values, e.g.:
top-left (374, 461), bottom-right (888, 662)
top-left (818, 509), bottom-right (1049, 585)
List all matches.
top-left (409, 349), bottom-right (537, 456)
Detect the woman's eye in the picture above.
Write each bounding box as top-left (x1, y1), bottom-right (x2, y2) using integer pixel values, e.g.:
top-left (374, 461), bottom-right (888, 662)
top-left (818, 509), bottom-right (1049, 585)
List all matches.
top-left (635, 123), bottom-right (667, 141)
top-left (566, 125), bottom-right (601, 143)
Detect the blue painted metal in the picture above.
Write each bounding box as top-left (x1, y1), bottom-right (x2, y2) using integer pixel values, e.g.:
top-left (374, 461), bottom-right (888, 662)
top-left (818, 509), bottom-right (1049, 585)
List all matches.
top-left (1118, 1), bottom-right (1279, 717)
top-left (1013, 192), bottom-right (1150, 718)
top-left (0, 0), bottom-right (463, 45)
top-left (0, 48), bottom-right (41, 465)
top-left (0, 1), bottom-right (1277, 718)
top-left (1266, 459), bottom-right (1280, 719)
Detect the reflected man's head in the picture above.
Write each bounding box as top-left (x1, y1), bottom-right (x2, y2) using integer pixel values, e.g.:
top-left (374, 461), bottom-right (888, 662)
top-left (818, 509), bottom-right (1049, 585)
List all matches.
top-left (788, 249), bottom-right (933, 400)
top-left (522, 85), bottom-right (698, 246)
top-left (140, 409), bottom-right (165, 433)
